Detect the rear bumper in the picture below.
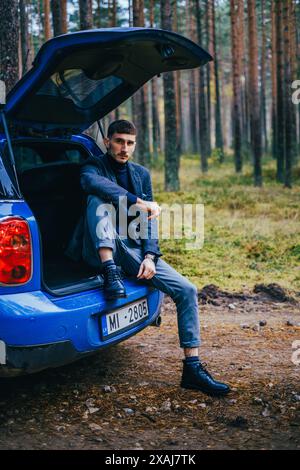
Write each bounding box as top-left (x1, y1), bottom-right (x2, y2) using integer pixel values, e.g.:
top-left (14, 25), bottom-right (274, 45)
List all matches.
top-left (0, 340), bottom-right (92, 376)
top-left (0, 279), bottom-right (164, 376)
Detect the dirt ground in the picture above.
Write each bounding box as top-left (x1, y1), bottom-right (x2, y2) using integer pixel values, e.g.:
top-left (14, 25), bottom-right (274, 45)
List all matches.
top-left (0, 285), bottom-right (300, 450)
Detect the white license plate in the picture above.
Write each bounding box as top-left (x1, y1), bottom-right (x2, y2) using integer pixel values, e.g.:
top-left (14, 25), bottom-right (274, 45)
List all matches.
top-left (101, 298), bottom-right (149, 338)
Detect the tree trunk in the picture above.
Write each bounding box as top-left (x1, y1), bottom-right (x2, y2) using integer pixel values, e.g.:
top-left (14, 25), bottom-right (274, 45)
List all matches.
top-left (108, 0), bottom-right (117, 27)
top-left (149, 0), bottom-right (155, 26)
top-left (61, 0), bottom-right (68, 34)
top-left (132, 0), bottom-right (151, 167)
top-left (189, 69), bottom-right (198, 154)
top-left (133, 0), bottom-right (139, 25)
top-left (51, 0), bottom-right (63, 36)
top-left (95, 0), bottom-right (101, 28)
top-left (161, 0), bottom-right (180, 190)
top-left (205, 0), bottom-right (212, 155)
top-left (0, 0), bottom-right (19, 93)
top-left (187, 0), bottom-right (198, 154)
top-left (35, 0), bottom-right (43, 49)
top-left (289, 0), bottom-right (298, 163)
top-left (44, 0), bottom-right (51, 41)
top-left (132, 0), bottom-right (142, 136)
top-left (247, 0), bottom-right (262, 186)
top-left (230, 0), bottom-right (243, 172)
top-left (128, 0), bottom-right (133, 27)
top-left (173, 0), bottom-right (183, 159)
top-left (237, 0), bottom-right (248, 156)
top-left (283, 0), bottom-right (292, 188)
top-left (275, 0), bottom-right (285, 182)
top-left (196, 0), bottom-right (209, 172)
top-left (151, 77), bottom-right (161, 159)
top-left (271, 0), bottom-right (277, 161)
top-left (149, 0), bottom-right (161, 159)
top-left (112, 0), bottom-right (117, 27)
top-left (19, 0), bottom-right (30, 75)
top-left (27, 2), bottom-right (36, 68)
top-left (260, 0), bottom-right (268, 153)
top-left (79, 0), bottom-right (93, 30)
top-left (212, 0), bottom-right (224, 161)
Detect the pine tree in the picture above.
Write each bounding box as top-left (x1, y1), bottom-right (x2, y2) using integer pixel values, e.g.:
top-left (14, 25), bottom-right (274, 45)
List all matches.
top-left (289, 0), bottom-right (298, 163)
top-left (51, 0), bottom-right (63, 36)
top-left (271, 0), bottom-right (277, 161)
top-left (19, 0), bottom-right (30, 75)
top-left (79, 0), bottom-right (93, 30)
top-left (0, 0), bottom-right (19, 93)
top-left (275, 0), bottom-right (285, 182)
top-left (283, 0), bottom-right (292, 187)
top-left (230, 0), bottom-right (243, 172)
top-left (44, 0), bottom-right (51, 40)
top-left (205, 0), bottom-right (212, 156)
top-left (149, 0), bottom-right (161, 160)
top-left (212, 0), bottom-right (224, 161)
top-left (247, 0), bottom-right (262, 186)
top-left (260, 0), bottom-right (268, 153)
top-left (61, 0), bottom-right (68, 33)
top-left (132, 0), bottom-right (151, 167)
top-left (187, 0), bottom-right (198, 154)
top-left (173, 0), bottom-right (183, 159)
top-left (161, 0), bottom-right (180, 190)
top-left (196, 0), bottom-right (209, 172)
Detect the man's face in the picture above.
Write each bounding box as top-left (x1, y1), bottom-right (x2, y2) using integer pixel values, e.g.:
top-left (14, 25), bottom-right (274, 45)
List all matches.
top-left (104, 132), bottom-right (136, 164)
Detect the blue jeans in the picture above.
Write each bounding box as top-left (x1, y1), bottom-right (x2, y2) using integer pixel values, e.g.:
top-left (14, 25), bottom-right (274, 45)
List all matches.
top-left (82, 195), bottom-right (200, 349)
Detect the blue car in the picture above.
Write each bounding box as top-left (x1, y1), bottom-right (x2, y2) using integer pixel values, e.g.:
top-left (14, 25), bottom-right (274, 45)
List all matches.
top-left (0, 28), bottom-right (211, 376)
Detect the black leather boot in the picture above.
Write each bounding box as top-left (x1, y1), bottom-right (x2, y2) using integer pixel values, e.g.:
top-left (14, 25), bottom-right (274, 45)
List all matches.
top-left (181, 359), bottom-right (230, 397)
top-left (103, 264), bottom-right (126, 300)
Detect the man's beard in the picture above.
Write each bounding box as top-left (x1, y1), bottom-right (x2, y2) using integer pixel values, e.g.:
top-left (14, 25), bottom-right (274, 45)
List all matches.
top-left (107, 148), bottom-right (129, 162)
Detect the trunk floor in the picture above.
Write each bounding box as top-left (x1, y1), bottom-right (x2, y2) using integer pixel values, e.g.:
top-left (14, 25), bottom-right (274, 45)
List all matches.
top-left (43, 256), bottom-right (101, 290)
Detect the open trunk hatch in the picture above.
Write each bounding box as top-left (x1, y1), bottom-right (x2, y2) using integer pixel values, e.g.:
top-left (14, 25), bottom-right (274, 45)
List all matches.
top-left (4, 28), bottom-right (212, 133)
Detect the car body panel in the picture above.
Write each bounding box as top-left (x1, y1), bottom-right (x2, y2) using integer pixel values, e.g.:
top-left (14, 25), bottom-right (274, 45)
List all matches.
top-left (0, 286), bottom-right (163, 375)
top-left (0, 284), bottom-right (163, 350)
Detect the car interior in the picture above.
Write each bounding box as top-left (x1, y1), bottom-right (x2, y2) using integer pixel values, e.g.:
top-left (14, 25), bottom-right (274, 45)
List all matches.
top-left (12, 140), bottom-right (104, 294)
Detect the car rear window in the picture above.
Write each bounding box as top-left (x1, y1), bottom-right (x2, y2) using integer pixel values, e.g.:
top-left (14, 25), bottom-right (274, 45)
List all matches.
top-left (37, 70), bottom-right (123, 110)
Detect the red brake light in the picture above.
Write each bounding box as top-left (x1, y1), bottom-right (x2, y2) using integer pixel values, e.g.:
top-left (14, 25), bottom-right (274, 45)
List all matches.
top-left (0, 217), bottom-right (32, 285)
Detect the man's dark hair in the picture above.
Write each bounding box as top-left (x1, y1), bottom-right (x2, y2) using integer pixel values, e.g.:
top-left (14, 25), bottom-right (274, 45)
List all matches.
top-left (107, 119), bottom-right (137, 138)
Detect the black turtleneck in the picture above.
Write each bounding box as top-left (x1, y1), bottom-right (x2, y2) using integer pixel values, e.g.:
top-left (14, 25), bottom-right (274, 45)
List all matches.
top-left (107, 153), bottom-right (137, 205)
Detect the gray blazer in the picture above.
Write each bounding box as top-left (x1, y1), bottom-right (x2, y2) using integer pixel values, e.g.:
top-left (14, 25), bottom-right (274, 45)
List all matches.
top-left (65, 153), bottom-right (162, 262)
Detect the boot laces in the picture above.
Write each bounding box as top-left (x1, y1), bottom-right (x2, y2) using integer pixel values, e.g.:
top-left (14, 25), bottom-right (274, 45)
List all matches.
top-left (198, 362), bottom-right (213, 379)
top-left (105, 266), bottom-right (121, 282)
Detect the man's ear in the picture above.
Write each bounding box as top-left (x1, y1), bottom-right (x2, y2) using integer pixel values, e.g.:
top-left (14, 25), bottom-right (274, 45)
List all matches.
top-left (103, 137), bottom-right (110, 149)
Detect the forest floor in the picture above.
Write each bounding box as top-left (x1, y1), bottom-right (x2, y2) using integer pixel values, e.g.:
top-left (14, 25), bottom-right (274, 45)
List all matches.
top-left (0, 285), bottom-right (299, 450)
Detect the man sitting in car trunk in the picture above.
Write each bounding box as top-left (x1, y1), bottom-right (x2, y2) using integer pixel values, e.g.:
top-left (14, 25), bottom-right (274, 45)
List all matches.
top-left (80, 119), bottom-right (230, 397)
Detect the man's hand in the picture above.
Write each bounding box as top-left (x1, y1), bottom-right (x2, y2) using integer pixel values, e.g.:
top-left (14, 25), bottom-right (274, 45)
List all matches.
top-left (137, 258), bottom-right (156, 280)
top-left (136, 198), bottom-right (161, 220)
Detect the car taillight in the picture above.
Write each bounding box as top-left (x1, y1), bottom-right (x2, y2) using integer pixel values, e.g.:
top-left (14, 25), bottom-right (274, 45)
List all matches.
top-left (0, 217), bottom-right (32, 285)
